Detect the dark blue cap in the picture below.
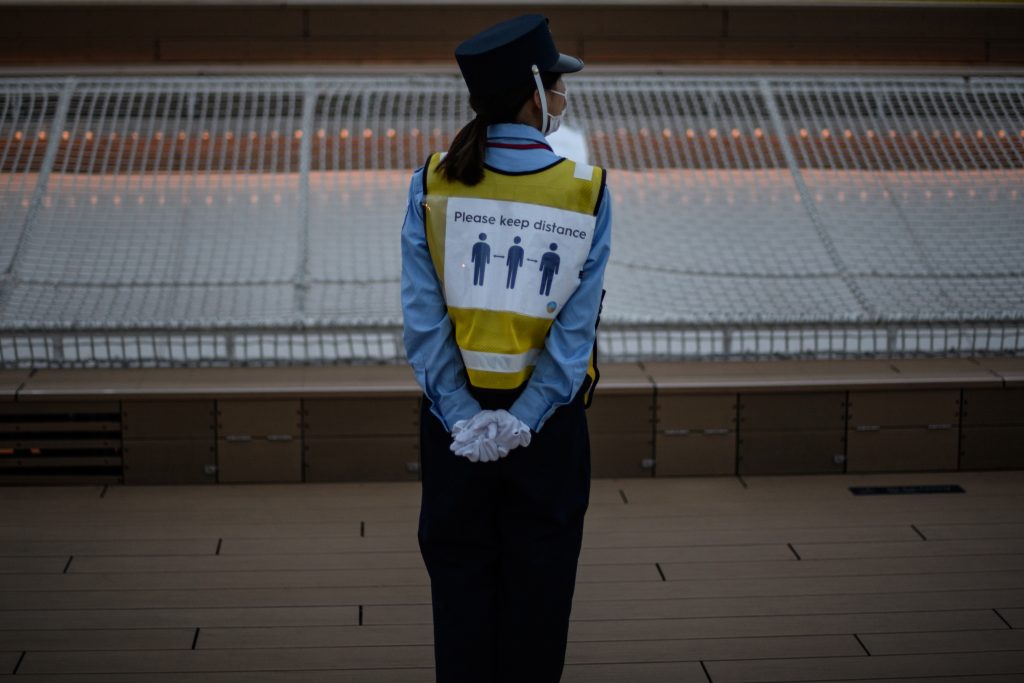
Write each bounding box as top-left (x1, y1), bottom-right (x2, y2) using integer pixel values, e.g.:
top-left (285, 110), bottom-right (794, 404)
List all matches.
top-left (455, 14), bottom-right (583, 106)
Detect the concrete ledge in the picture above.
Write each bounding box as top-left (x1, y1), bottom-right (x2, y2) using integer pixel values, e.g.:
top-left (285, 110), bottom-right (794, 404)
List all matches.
top-left (2, 358), bottom-right (1022, 484)
top-left (14, 366), bottom-right (420, 401)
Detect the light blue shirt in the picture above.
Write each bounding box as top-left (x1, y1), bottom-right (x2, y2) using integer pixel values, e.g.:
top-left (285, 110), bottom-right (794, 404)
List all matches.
top-left (400, 122), bottom-right (613, 433)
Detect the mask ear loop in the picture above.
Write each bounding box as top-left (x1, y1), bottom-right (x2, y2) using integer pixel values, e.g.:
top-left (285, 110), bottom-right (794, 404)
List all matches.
top-left (531, 64), bottom-right (550, 135)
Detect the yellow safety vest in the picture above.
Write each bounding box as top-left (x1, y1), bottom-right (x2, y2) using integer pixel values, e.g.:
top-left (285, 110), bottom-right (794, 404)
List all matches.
top-left (422, 152), bottom-right (605, 402)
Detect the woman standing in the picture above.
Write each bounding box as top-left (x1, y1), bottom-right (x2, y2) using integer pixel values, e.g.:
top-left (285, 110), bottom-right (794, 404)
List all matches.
top-left (400, 14), bottom-right (612, 682)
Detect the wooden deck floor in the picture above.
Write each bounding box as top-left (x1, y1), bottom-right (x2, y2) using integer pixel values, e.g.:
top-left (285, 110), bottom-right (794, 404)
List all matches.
top-left (1, 470), bottom-right (1023, 682)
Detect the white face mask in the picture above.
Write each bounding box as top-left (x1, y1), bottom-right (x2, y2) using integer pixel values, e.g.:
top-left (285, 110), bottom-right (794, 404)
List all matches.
top-left (543, 88), bottom-right (567, 136)
top-left (531, 65), bottom-right (568, 138)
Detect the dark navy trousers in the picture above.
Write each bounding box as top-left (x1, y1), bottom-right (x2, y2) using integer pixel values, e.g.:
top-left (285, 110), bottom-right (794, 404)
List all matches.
top-left (417, 389), bottom-right (591, 682)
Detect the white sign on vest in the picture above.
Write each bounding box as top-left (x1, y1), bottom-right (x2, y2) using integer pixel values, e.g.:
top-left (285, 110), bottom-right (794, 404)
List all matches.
top-left (443, 196), bottom-right (596, 319)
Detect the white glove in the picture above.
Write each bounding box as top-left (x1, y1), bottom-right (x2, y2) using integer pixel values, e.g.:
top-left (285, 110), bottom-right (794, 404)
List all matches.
top-left (450, 411), bottom-right (508, 462)
top-left (492, 409), bottom-right (532, 452)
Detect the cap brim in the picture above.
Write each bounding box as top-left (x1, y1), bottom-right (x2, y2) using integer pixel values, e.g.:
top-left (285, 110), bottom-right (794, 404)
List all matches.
top-left (550, 53), bottom-right (584, 74)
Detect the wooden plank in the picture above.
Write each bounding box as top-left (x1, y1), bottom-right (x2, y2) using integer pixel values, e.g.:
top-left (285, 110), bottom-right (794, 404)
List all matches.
top-left (198, 624), bottom-right (432, 649)
top-left (847, 428), bottom-right (959, 472)
top-left (221, 537), bottom-right (421, 554)
top-left (733, 472), bottom-right (1024, 498)
top-left (661, 555), bottom-right (1024, 581)
top-left (3, 567), bottom-right (432, 592)
top-left (962, 388), bottom-right (1024, 427)
top-left (848, 389), bottom-right (960, 428)
top-left (647, 359), bottom-right (899, 392)
top-left (121, 400), bottom-right (215, 439)
top-left (0, 585), bottom-right (432, 610)
top-left (511, 510), bottom-right (1008, 536)
top-left (92, 480), bottom-right (421, 505)
top-left (2, 420), bottom-right (120, 433)
top-left (570, 571), bottom-right (1024, 602)
top-left (794, 539), bottom-right (1024, 561)
top-left (961, 426), bottom-right (1024, 470)
top-left (9, 573), bottom-right (1022, 613)
top-left (0, 556), bottom-right (68, 574)
top-left (16, 645), bottom-right (437, 674)
top-left (0, 522), bottom-right (363, 542)
top-left (0, 650), bottom-right (19, 674)
top-left (0, 539), bottom-right (218, 557)
top-left (564, 634), bottom-right (862, 663)
top-left (705, 652), bottom-right (1024, 683)
top-left (63, 544), bottom-right (787, 573)
top-left (3, 562), bottom-right (658, 591)
top-left (18, 366), bottom-right (420, 401)
top-left (0, 437), bottom-right (120, 449)
top-left (656, 432), bottom-right (736, 476)
top-left (657, 393), bottom-right (736, 429)
top-left (1000, 608), bottom-right (1024, 628)
top-left (590, 434), bottom-right (653, 478)
top-left (592, 498), bottom-right (1024, 525)
top-left (562, 662), bottom-right (706, 683)
top-left (738, 430), bottom-right (846, 474)
top-left (0, 606), bottom-right (358, 630)
top-left (0, 651), bottom-right (18, 679)
top-left (303, 398), bottom-right (418, 436)
top-left (362, 604), bottom-right (432, 626)
top-left (581, 504), bottom-right (1024, 527)
top-left (68, 551), bottom-right (424, 573)
top-left (578, 589), bottom-right (1024, 622)
top-left (123, 439), bottom-right (217, 485)
top-left (304, 437), bottom-right (419, 482)
top-left (740, 392), bottom-right (846, 431)
top-left (0, 628), bottom-right (193, 651)
top-left (580, 523), bottom-right (921, 548)
top-left (367, 589), bottom-right (1024, 625)
top-left (581, 544), bottom-right (794, 565)
top-left (860, 629), bottom-right (1024, 655)
top-left (586, 394), bottom-right (653, 434)
top-left (567, 609), bottom-right (1004, 641)
top-left (217, 440), bottom-right (302, 483)
top-left (217, 400), bottom-right (300, 438)
top-left (916, 523), bottom-right (1024, 541)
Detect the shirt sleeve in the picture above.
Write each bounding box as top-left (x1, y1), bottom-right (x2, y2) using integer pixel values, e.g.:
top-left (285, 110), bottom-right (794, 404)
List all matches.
top-left (508, 183), bottom-right (613, 433)
top-left (400, 167), bottom-right (482, 432)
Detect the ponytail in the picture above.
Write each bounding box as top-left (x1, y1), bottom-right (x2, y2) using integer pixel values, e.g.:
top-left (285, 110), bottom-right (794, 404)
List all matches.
top-left (436, 114), bottom-right (488, 186)
top-left (436, 72), bottom-right (561, 187)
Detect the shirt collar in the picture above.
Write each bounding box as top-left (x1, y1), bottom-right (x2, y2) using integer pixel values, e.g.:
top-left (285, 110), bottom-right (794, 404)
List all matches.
top-left (486, 122), bottom-right (546, 143)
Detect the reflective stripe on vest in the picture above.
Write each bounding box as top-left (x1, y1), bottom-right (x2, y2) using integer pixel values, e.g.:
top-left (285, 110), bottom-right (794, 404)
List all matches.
top-left (423, 153), bottom-right (605, 391)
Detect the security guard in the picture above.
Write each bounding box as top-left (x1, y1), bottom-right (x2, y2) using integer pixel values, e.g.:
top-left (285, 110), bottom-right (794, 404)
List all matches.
top-left (400, 14), bottom-right (612, 682)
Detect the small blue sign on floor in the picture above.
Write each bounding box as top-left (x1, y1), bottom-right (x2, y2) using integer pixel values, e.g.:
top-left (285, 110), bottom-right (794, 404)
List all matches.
top-left (849, 484), bottom-right (965, 495)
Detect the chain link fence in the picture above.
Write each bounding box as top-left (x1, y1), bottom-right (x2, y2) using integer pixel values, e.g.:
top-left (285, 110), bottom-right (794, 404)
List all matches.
top-left (1, 75), bottom-right (1021, 367)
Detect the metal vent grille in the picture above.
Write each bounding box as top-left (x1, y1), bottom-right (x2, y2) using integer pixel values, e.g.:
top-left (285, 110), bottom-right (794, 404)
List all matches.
top-left (0, 75), bottom-right (1021, 367)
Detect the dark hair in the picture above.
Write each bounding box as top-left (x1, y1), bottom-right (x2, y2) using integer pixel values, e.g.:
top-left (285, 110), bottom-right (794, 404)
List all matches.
top-left (437, 71), bottom-right (560, 186)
